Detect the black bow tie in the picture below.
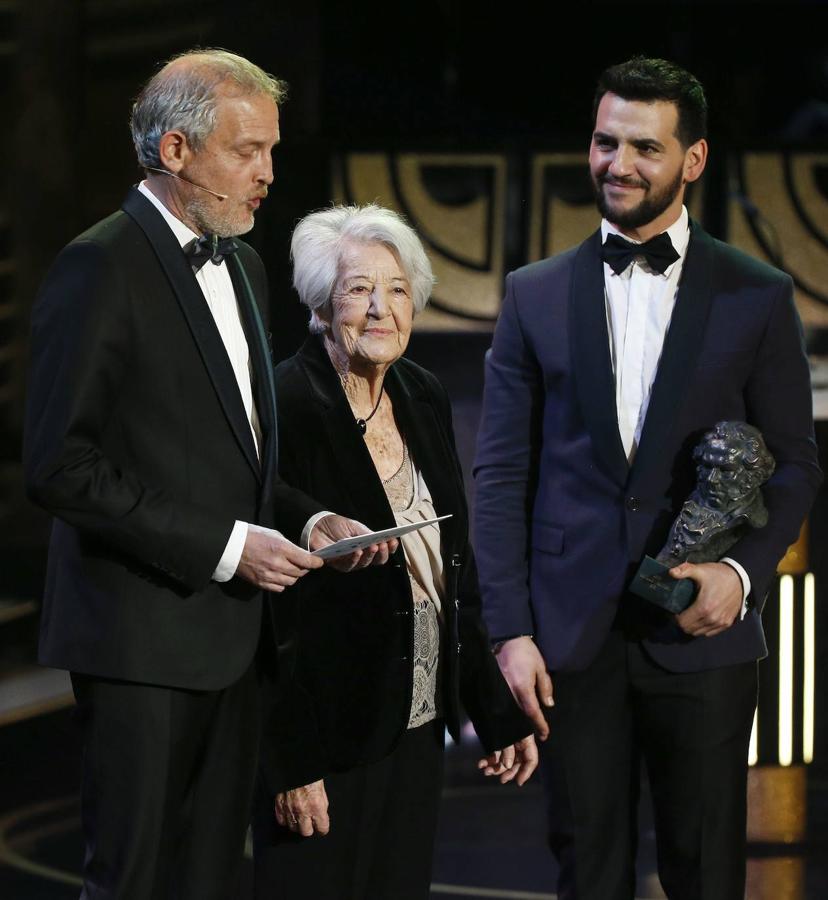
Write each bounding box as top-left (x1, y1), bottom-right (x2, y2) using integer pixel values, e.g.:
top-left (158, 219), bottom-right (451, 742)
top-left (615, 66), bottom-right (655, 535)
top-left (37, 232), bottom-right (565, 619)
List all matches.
top-left (601, 232), bottom-right (680, 275)
top-left (184, 234), bottom-right (239, 272)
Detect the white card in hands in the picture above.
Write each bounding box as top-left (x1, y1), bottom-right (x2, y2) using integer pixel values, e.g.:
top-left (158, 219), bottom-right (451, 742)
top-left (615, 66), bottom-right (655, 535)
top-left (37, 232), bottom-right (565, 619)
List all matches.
top-left (312, 515), bottom-right (452, 560)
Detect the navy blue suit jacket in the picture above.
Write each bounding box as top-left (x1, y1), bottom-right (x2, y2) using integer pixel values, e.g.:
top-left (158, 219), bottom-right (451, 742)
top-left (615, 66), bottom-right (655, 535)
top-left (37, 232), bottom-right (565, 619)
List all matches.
top-left (473, 223), bottom-right (822, 673)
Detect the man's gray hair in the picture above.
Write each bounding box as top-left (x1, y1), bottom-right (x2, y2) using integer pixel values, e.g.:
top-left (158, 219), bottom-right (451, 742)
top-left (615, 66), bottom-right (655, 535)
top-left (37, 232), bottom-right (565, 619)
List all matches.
top-left (291, 204), bottom-right (436, 333)
top-left (130, 48), bottom-right (287, 169)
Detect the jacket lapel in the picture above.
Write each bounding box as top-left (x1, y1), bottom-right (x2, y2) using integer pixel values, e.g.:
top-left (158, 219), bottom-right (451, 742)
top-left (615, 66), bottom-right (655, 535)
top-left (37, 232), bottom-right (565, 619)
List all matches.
top-left (385, 366), bottom-right (465, 553)
top-left (228, 255), bottom-right (278, 497)
top-left (629, 223), bottom-right (717, 484)
top-left (569, 229), bottom-right (628, 486)
top-left (122, 188), bottom-right (261, 482)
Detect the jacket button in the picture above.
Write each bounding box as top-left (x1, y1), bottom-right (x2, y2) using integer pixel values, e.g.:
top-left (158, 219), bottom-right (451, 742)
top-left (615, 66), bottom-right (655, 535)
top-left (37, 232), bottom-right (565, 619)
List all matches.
top-left (456, 642), bottom-right (462, 653)
top-left (626, 496), bottom-right (640, 512)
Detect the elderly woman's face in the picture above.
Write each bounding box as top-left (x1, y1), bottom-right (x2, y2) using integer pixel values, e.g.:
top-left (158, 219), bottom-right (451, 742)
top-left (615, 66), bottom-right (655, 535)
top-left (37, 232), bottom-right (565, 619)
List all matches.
top-left (325, 241), bottom-right (414, 370)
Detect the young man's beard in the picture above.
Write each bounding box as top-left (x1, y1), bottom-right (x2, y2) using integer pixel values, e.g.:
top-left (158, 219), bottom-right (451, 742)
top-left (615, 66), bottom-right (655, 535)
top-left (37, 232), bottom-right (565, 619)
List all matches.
top-left (593, 166), bottom-right (684, 230)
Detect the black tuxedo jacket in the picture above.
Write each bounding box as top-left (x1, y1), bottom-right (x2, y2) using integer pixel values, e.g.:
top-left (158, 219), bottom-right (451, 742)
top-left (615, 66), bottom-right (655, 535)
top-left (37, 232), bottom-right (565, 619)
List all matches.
top-left (258, 337), bottom-right (530, 793)
top-left (474, 222), bottom-right (822, 673)
top-left (24, 189), bottom-right (322, 690)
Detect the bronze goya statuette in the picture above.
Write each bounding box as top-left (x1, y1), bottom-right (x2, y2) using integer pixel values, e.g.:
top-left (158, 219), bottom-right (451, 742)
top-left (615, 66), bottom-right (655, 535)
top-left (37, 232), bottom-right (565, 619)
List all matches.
top-left (630, 421), bottom-right (775, 614)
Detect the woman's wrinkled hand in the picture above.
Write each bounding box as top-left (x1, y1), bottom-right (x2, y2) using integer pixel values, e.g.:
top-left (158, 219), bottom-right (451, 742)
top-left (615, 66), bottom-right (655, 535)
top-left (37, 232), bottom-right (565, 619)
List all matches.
top-left (477, 734), bottom-right (538, 786)
top-left (274, 779), bottom-right (330, 837)
top-left (309, 514), bottom-right (399, 572)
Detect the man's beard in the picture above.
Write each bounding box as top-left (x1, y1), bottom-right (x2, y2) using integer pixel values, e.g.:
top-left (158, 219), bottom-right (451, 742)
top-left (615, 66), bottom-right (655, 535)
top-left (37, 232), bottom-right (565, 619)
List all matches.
top-left (593, 166), bottom-right (683, 230)
top-left (186, 194), bottom-right (254, 238)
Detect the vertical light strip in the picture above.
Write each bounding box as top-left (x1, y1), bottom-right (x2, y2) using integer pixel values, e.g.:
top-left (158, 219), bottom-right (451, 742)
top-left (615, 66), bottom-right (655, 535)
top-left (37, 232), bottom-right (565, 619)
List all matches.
top-left (778, 575), bottom-right (794, 767)
top-left (748, 708), bottom-right (758, 766)
top-left (803, 573), bottom-right (815, 764)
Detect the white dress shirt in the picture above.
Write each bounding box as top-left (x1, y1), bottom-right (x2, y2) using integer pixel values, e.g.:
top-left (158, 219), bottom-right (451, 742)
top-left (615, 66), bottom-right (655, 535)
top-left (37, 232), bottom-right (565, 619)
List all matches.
top-left (601, 206), bottom-right (750, 613)
top-left (602, 206), bottom-right (690, 463)
top-left (138, 182), bottom-right (269, 581)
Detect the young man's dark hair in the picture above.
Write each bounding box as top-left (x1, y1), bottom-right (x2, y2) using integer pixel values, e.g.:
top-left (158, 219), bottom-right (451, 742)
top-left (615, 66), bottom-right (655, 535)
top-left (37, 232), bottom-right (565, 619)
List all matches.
top-left (593, 55), bottom-right (708, 147)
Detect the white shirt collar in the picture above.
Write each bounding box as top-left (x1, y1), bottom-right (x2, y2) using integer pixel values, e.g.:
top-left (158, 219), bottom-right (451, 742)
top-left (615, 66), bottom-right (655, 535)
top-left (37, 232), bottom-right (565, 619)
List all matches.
top-left (600, 205), bottom-right (690, 277)
top-left (137, 180), bottom-right (200, 249)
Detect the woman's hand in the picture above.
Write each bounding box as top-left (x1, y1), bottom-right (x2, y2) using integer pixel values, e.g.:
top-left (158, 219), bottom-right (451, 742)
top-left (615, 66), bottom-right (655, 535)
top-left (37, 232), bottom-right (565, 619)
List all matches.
top-left (309, 514), bottom-right (399, 572)
top-left (274, 780), bottom-right (330, 837)
top-left (477, 734), bottom-right (538, 786)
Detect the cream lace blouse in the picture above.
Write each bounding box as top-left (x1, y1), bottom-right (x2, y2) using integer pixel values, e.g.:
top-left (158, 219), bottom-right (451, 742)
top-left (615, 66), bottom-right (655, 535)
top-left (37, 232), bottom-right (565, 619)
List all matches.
top-left (382, 443), bottom-right (446, 729)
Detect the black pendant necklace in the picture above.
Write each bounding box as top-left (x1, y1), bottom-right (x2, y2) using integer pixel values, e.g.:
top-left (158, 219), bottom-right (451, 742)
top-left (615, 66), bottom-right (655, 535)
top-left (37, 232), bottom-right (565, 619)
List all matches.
top-left (356, 387), bottom-right (384, 435)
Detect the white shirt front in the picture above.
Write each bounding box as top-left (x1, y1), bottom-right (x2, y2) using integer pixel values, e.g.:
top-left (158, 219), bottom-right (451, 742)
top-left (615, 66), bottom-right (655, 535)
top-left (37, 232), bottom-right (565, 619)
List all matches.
top-left (137, 182), bottom-right (263, 581)
top-left (137, 182), bottom-right (262, 457)
top-left (600, 205), bottom-right (750, 611)
top-left (602, 205), bottom-right (690, 463)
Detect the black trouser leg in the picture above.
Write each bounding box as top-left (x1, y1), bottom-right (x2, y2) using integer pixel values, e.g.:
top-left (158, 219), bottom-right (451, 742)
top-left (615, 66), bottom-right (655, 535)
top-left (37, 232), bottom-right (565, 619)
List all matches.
top-left (72, 665), bottom-right (258, 900)
top-left (631, 644), bottom-right (756, 900)
top-left (539, 632), bottom-right (639, 900)
top-left (539, 632), bottom-right (757, 900)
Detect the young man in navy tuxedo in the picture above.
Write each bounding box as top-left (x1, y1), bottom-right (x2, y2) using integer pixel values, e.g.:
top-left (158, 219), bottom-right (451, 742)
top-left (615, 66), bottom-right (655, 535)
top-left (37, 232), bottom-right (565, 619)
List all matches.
top-left (474, 57), bottom-right (821, 899)
top-left (24, 49), bottom-right (393, 900)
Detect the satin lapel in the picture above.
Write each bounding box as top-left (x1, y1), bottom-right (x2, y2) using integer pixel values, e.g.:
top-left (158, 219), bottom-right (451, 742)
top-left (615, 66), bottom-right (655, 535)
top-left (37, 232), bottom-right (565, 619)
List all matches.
top-left (228, 254), bottom-right (277, 497)
top-left (630, 224), bottom-right (716, 484)
top-left (297, 338), bottom-right (396, 530)
top-left (122, 189), bottom-right (260, 481)
top-left (569, 229), bottom-right (628, 486)
top-left (385, 366), bottom-right (464, 551)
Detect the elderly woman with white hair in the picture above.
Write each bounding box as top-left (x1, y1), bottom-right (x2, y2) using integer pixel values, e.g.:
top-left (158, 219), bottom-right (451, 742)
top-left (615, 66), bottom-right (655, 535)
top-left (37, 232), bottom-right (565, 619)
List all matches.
top-left (253, 204), bottom-right (536, 899)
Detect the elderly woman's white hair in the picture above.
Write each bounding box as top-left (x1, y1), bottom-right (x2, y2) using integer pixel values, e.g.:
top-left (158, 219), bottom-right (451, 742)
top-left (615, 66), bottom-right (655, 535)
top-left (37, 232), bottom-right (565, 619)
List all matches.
top-left (291, 204), bottom-right (436, 334)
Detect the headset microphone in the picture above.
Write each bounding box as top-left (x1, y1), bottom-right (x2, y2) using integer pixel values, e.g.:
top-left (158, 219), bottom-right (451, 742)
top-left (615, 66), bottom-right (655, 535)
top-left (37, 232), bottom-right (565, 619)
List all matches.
top-left (146, 167), bottom-right (228, 201)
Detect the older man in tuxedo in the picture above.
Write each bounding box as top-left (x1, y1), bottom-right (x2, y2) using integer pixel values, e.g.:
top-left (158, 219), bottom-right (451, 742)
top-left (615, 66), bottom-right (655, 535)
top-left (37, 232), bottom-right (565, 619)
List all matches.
top-left (24, 49), bottom-right (393, 900)
top-left (474, 57), bottom-right (821, 899)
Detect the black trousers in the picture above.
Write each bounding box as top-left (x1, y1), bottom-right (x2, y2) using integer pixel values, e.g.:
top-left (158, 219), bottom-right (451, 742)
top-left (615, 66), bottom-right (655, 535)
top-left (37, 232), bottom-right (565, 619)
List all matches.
top-left (71, 664), bottom-right (259, 900)
top-left (253, 718), bottom-right (445, 900)
top-left (540, 630), bottom-right (757, 900)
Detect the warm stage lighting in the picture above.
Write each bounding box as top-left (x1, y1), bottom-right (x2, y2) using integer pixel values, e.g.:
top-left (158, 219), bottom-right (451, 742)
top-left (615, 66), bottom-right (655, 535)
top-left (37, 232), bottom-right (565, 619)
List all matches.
top-left (749, 708), bottom-right (758, 766)
top-left (778, 575), bottom-right (794, 767)
top-left (804, 573), bottom-right (815, 764)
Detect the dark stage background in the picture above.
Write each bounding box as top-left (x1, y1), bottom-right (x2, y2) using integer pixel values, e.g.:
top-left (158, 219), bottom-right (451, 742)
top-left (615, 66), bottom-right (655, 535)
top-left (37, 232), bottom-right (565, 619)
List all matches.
top-left (2, 2), bottom-right (828, 897)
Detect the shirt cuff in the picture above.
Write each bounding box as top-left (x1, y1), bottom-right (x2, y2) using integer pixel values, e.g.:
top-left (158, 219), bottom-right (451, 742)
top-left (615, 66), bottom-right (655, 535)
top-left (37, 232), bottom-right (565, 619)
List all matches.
top-left (212, 520), bottom-right (249, 582)
top-left (720, 557), bottom-right (751, 620)
top-left (301, 511), bottom-right (335, 551)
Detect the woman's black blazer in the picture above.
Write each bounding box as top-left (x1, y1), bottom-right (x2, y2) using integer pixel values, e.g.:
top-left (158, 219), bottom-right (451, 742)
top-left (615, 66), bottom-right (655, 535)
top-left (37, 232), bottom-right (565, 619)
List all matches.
top-left (259, 335), bottom-right (530, 793)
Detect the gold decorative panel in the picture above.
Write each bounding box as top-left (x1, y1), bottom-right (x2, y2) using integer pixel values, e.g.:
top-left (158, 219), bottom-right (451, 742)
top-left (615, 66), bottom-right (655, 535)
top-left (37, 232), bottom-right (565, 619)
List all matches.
top-left (333, 153), bottom-right (506, 331)
top-left (747, 765), bottom-right (807, 843)
top-left (333, 150), bottom-right (824, 331)
top-left (729, 152), bottom-right (828, 327)
top-left (528, 153), bottom-right (597, 262)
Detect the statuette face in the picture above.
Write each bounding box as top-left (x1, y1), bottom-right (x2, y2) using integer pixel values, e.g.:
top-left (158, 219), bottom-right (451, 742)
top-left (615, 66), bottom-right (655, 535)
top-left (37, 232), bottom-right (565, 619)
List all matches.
top-left (657, 422), bottom-right (775, 567)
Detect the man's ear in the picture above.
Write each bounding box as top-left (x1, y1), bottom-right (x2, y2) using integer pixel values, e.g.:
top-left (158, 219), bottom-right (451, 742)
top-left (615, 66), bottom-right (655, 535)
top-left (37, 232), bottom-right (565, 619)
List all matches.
top-left (157, 130), bottom-right (192, 175)
top-left (683, 138), bottom-right (708, 185)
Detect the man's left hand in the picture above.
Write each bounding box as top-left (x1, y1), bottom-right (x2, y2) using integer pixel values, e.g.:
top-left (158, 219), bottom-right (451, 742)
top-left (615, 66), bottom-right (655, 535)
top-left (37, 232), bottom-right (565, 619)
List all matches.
top-left (309, 514), bottom-right (399, 573)
top-left (477, 734), bottom-right (538, 786)
top-left (671, 561), bottom-right (743, 638)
